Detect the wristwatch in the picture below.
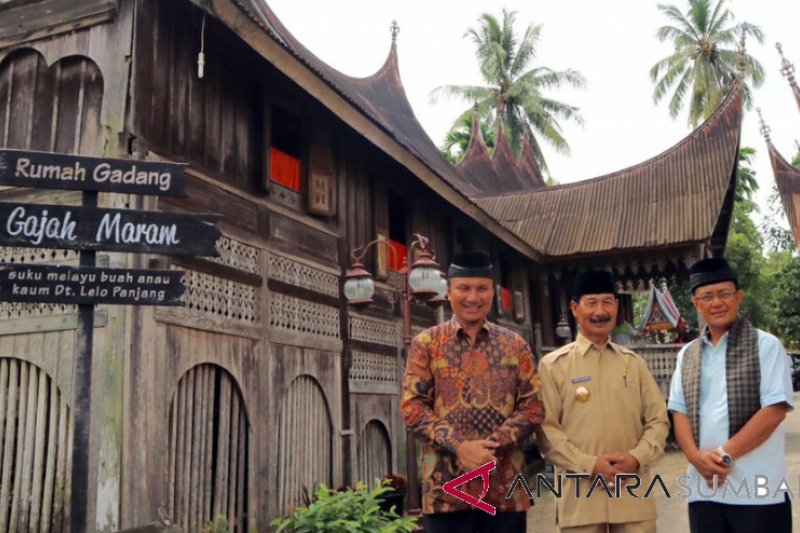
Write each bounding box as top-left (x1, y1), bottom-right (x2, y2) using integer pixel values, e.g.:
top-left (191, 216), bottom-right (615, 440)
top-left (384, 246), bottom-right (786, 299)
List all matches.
top-left (716, 446), bottom-right (733, 466)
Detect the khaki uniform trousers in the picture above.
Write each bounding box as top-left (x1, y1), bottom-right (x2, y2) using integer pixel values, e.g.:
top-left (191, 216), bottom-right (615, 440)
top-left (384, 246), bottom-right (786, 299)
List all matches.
top-left (558, 520), bottom-right (656, 533)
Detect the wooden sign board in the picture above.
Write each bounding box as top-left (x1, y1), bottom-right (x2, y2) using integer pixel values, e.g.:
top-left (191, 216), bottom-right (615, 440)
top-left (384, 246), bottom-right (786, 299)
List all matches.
top-left (0, 202), bottom-right (221, 256)
top-left (0, 264), bottom-right (185, 306)
top-left (0, 148), bottom-right (187, 196)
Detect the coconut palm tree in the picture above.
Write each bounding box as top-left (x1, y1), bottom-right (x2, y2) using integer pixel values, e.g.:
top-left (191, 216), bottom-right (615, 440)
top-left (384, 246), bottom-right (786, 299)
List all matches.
top-left (431, 9), bottom-right (585, 174)
top-left (650, 0), bottom-right (765, 127)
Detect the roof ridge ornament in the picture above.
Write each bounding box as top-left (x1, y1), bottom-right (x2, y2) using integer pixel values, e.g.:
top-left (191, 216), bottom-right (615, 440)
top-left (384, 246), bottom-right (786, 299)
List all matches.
top-left (756, 107), bottom-right (771, 143)
top-left (391, 20), bottom-right (400, 42)
top-left (736, 32), bottom-right (747, 73)
top-left (776, 42), bottom-right (797, 88)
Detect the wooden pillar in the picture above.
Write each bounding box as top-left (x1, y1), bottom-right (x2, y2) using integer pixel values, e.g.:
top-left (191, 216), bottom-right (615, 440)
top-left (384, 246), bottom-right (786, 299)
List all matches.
top-left (537, 271), bottom-right (555, 348)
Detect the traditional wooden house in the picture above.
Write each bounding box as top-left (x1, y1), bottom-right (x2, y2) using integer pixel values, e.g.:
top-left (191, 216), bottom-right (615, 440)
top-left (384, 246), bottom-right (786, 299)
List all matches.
top-left (0, 0), bottom-right (742, 530)
top-left (765, 43), bottom-right (800, 250)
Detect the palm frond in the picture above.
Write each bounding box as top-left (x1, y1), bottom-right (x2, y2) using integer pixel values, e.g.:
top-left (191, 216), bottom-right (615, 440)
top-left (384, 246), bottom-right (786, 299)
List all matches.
top-left (429, 84), bottom-right (493, 104)
top-left (666, 67), bottom-right (693, 117)
top-left (687, 0), bottom-right (712, 34)
top-left (657, 4), bottom-right (701, 40)
top-left (508, 22), bottom-right (541, 78)
top-left (523, 67), bottom-right (587, 91)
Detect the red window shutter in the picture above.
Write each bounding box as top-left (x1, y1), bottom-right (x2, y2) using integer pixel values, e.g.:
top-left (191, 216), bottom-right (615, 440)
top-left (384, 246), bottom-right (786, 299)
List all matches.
top-left (270, 147), bottom-right (301, 191)
top-left (501, 287), bottom-right (513, 312)
top-left (388, 240), bottom-right (407, 272)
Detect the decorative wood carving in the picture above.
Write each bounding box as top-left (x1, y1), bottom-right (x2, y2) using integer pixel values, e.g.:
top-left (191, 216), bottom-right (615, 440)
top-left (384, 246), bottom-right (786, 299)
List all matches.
top-left (267, 253), bottom-right (338, 298)
top-left (348, 352), bottom-right (398, 385)
top-left (269, 293), bottom-right (340, 340)
top-left (181, 269), bottom-right (259, 324)
top-left (349, 317), bottom-right (398, 347)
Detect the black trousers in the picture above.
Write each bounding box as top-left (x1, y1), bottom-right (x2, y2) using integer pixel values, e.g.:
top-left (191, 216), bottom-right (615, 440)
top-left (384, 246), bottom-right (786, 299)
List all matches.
top-left (422, 510), bottom-right (526, 533)
top-left (688, 495), bottom-right (792, 533)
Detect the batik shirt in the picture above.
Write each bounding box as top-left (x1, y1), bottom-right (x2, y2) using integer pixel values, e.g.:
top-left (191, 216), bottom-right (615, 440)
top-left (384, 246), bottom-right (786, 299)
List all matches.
top-left (401, 317), bottom-right (544, 514)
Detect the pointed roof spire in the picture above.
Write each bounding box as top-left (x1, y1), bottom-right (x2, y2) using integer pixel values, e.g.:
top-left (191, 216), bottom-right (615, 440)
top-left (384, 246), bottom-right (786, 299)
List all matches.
top-left (737, 32), bottom-right (747, 73)
top-left (517, 132), bottom-right (546, 188)
top-left (765, 139), bottom-right (800, 251)
top-left (455, 106), bottom-right (497, 191)
top-left (777, 42), bottom-right (800, 113)
top-left (467, 104), bottom-right (486, 149)
top-left (777, 42), bottom-right (796, 85)
top-left (757, 107), bottom-right (771, 144)
top-left (491, 120), bottom-right (522, 186)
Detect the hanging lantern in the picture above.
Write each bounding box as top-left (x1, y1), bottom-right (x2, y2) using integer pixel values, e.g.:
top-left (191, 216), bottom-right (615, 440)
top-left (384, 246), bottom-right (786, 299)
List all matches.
top-left (555, 314), bottom-right (572, 339)
top-left (426, 271), bottom-right (448, 307)
top-left (343, 261), bottom-right (375, 306)
top-left (408, 249), bottom-right (440, 300)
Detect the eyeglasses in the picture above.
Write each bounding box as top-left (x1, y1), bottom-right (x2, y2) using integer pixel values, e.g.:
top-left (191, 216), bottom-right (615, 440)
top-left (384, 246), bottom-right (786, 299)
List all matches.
top-left (694, 290), bottom-right (737, 304)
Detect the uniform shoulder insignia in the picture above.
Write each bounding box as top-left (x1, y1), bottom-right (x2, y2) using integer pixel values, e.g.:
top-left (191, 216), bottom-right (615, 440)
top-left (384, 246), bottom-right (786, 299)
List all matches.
top-left (542, 343), bottom-right (573, 363)
top-left (614, 344), bottom-right (638, 355)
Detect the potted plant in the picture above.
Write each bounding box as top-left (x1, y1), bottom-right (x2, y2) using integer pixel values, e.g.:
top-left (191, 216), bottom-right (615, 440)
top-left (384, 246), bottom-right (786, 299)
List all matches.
top-left (377, 474), bottom-right (406, 516)
top-left (271, 482), bottom-right (417, 533)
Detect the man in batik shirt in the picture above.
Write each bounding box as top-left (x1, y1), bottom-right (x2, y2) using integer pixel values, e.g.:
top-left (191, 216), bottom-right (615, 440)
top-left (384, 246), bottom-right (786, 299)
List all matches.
top-left (401, 251), bottom-right (544, 533)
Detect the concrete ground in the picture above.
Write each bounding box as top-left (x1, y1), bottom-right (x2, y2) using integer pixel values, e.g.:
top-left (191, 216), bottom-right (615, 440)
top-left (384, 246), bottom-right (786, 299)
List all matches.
top-left (527, 391), bottom-right (800, 532)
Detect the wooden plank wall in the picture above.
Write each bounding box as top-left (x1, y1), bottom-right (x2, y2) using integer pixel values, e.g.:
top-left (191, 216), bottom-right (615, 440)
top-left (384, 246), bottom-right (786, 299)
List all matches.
top-left (167, 364), bottom-right (249, 533)
top-left (0, 357), bottom-right (72, 533)
top-left (0, 48), bottom-right (103, 155)
top-left (124, 317), bottom-right (258, 531)
top-left (0, 12), bottom-right (132, 528)
top-left (358, 420), bottom-right (391, 489)
top-left (276, 375), bottom-right (332, 515)
top-left (131, 0), bottom-right (260, 192)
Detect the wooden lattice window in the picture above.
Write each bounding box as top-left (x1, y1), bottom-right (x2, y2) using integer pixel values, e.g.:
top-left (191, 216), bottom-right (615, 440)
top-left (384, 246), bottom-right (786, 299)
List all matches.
top-left (0, 357), bottom-right (72, 533)
top-left (168, 364), bottom-right (249, 532)
top-left (277, 375), bottom-right (332, 514)
top-left (358, 420), bottom-right (391, 489)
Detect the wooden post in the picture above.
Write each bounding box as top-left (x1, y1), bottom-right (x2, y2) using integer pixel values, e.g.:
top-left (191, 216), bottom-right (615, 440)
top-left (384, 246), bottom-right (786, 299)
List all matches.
top-left (71, 190), bottom-right (97, 533)
top-left (401, 251), bottom-right (420, 514)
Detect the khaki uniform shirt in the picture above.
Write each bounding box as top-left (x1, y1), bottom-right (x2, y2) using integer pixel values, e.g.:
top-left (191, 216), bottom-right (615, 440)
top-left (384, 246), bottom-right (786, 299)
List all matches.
top-left (538, 333), bottom-right (668, 527)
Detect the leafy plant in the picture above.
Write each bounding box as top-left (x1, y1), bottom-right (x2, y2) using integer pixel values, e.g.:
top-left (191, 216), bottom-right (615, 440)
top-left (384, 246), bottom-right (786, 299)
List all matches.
top-left (379, 474), bottom-right (406, 493)
top-left (202, 515), bottom-right (230, 533)
top-left (271, 483), bottom-right (418, 533)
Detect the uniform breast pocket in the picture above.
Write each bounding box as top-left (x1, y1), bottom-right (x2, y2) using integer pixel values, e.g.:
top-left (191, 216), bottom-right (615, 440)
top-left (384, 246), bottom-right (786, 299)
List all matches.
top-left (619, 372), bottom-right (643, 415)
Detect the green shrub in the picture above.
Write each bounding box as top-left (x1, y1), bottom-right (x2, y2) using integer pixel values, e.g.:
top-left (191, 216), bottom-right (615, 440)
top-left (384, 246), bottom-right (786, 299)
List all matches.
top-left (271, 482), bottom-right (418, 533)
top-left (202, 515), bottom-right (230, 533)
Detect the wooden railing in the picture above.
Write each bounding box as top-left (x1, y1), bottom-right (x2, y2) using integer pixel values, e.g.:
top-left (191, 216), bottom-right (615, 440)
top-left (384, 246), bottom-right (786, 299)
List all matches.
top-left (636, 344), bottom-right (683, 399)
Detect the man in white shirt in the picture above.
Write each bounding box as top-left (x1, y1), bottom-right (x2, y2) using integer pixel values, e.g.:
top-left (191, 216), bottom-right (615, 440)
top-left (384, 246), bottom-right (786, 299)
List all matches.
top-left (668, 257), bottom-right (793, 533)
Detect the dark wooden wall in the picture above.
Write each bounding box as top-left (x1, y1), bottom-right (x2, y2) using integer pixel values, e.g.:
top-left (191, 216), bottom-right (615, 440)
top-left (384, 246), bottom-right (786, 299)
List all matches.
top-left (0, 48), bottom-right (103, 155)
top-left (132, 0), bottom-right (261, 192)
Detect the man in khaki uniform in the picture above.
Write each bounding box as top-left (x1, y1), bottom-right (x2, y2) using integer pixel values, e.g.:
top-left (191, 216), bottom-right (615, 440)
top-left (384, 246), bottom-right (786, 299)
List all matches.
top-left (538, 271), bottom-right (669, 533)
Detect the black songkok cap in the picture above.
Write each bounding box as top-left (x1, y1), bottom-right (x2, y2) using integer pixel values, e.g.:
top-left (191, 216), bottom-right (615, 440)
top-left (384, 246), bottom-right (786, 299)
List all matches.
top-left (572, 270), bottom-right (617, 300)
top-left (689, 257), bottom-right (738, 292)
top-left (447, 251), bottom-right (493, 279)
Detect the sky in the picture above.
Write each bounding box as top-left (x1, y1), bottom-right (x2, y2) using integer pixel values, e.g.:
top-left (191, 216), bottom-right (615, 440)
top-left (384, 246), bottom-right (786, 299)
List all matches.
top-left (266, 0), bottom-right (800, 226)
